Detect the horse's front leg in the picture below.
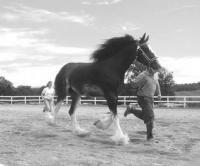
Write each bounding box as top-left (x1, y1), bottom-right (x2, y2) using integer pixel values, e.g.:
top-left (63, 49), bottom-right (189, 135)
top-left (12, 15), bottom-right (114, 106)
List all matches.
top-left (109, 97), bottom-right (129, 145)
top-left (69, 91), bottom-right (90, 137)
top-left (111, 114), bottom-right (129, 145)
top-left (94, 93), bottom-right (117, 130)
top-left (94, 92), bottom-right (129, 144)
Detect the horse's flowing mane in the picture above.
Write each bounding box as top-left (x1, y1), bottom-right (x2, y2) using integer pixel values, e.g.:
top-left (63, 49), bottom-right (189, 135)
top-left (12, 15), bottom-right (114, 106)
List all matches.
top-left (91, 34), bottom-right (136, 62)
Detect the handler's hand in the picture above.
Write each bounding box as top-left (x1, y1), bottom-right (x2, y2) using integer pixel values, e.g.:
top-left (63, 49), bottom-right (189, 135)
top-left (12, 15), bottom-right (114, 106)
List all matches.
top-left (157, 95), bottom-right (162, 100)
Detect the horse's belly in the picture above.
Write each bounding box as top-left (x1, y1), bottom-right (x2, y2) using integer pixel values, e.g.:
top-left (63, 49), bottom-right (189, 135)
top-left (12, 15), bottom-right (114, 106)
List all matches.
top-left (82, 84), bottom-right (104, 96)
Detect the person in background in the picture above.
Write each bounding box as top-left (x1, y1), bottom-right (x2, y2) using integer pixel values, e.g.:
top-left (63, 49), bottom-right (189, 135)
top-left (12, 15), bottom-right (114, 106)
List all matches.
top-left (41, 81), bottom-right (55, 118)
top-left (124, 67), bottom-right (161, 140)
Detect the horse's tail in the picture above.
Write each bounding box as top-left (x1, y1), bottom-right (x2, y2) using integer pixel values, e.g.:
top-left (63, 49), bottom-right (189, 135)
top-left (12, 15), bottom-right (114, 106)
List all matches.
top-left (54, 69), bottom-right (67, 103)
top-left (54, 63), bottom-right (75, 103)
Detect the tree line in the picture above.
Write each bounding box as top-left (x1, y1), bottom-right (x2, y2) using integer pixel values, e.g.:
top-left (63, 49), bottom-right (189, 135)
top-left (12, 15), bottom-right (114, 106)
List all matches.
top-left (1, 63), bottom-right (200, 96)
top-left (0, 76), bottom-right (44, 96)
top-left (173, 82), bottom-right (200, 92)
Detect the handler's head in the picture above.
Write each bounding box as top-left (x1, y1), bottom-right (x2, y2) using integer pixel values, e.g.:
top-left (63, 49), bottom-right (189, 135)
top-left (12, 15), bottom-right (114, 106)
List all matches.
top-left (46, 81), bottom-right (53, 87)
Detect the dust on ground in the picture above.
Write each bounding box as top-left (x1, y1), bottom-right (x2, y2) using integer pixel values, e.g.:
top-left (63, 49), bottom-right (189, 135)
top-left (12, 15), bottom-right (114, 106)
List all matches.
top-left (0, 104), bottom-right (200, 166)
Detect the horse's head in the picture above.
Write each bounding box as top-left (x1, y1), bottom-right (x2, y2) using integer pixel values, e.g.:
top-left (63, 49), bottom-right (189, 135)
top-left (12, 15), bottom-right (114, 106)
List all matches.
top-left (136, 33), bottom-right (162, 72)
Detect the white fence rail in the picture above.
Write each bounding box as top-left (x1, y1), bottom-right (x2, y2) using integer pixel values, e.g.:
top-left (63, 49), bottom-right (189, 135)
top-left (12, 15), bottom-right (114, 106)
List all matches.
top-left (1, 96), bottom-right (200, 108)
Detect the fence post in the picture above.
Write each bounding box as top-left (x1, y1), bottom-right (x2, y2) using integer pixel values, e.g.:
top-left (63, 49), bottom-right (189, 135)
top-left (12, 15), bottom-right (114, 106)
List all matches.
top-left (80, 97), bottom-right (82, 105)
top-left (66, 96), bottom-right (68, 105)
top-left (183, 97), bottom-right (186, 108)
top-left (167, 96), bottom-right (169, 108)
top-left (11, 96), bottom-right (13, 104)
top-left (124, 96), bottom-right (126, 106)
top-left (94, 97), bottom-right (97, 105)
top-left (24, 96), bottom-right (26, 104)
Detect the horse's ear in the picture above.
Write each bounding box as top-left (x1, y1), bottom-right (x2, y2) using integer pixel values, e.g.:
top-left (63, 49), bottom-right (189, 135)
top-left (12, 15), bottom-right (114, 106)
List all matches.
top-left (139, 33), bottom-right (149, 45)
top-left (141, 33), bottom-right (146, 41)
top-left (144, 35), bottom-right (149, 43)
top-left (139, 33), bottom-right (146, 45)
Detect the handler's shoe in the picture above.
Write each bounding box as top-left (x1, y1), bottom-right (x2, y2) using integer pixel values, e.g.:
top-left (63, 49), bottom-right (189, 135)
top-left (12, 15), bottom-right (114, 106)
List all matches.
top-left (147, 134), bottom-right (154, 141)
top-left (124, 105), bottom-right (132, 117)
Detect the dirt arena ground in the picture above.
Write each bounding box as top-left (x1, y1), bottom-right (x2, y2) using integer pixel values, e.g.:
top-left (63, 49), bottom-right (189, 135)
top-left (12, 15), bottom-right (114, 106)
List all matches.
top-left (0, 104), bottom-right (200, 166)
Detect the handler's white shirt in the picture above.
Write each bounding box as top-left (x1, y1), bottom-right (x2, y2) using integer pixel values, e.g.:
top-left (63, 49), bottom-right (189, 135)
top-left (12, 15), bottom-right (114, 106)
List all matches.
top-left (42, 87), bottom-right (55, 100)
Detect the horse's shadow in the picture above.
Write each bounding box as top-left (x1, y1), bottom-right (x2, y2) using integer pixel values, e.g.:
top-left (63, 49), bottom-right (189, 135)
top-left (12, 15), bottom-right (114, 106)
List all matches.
top-left (82, 131), bottom-right (145, 145)
top-left (128, 131), bottom-right (147, 143)
top-left (87, 137), bottom-right (115, 145)
top-left (136, 131), bottom-right (146, 135)
top-left (129, 138), bottom-right (143, 143)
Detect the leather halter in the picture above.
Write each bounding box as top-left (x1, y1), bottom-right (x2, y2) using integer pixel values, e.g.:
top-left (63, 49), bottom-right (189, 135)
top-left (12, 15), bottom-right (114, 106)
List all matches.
top-left (135, 45), bottom-right (157, 65)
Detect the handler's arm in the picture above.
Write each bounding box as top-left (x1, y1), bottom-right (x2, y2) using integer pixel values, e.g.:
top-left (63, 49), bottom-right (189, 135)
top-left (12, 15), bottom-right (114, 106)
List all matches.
top-left (155, 80), bottom-right (161, 100)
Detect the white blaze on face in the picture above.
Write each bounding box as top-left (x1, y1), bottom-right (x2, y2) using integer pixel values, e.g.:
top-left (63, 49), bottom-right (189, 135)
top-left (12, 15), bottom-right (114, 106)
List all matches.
top-left (147, 44), bottom-right (157, 56)
top-left (147, 44), bottom-right (161, 70)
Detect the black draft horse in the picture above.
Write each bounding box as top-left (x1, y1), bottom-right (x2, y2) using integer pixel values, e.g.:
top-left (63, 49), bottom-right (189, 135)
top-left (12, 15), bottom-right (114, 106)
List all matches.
top-left (52, 33), bottom-right (161, 144)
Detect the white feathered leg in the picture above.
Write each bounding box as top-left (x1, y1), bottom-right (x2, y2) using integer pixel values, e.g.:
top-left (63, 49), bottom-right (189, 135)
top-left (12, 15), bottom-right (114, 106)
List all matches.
top-left (111, 115), bottom-right (129, 145)
top-left (71, 113), bottom-right (90, 137)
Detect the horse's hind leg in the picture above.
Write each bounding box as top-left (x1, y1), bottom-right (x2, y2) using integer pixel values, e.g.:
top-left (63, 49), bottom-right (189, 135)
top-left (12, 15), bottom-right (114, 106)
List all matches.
top-left (69, 90), bottom-right (90, 136)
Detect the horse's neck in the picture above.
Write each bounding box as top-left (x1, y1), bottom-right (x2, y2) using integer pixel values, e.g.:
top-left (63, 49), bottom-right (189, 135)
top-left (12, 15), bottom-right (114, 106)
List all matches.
top-left (109, 45), bottom-right (137, 75)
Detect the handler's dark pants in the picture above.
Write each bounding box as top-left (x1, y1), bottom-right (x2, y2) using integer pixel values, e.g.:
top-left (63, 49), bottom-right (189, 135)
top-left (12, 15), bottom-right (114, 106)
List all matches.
top-left (137, 96), bottom-right (154, 124)
top-left (130, 96), bottom-right (154, 139)
top-left (129, 96), bottom-right (154, 124)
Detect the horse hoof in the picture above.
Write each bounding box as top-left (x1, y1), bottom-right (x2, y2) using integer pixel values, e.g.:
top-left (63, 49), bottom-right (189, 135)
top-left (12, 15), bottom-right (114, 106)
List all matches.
top-left (111, 133), bottom-right (129, 145)
top-left (78, 131), bottom-right (91, 137)
top-left (93, 120), bottom-right (105, 130)
top-left (93, 120), bottom-right (100, 126)
top-left (73, 128), bottom-right (91, 137)
top-left (93, 115), bottom-right (112, 130)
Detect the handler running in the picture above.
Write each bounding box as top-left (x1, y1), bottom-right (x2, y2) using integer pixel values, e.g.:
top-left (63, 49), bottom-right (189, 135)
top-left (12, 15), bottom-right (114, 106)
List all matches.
top-left (124, 67), bottom-right (161, 140)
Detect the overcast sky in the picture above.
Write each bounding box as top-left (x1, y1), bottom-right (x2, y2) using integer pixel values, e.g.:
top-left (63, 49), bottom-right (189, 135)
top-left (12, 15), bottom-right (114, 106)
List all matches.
top-left (0, 0), bottom-right (200, 87)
